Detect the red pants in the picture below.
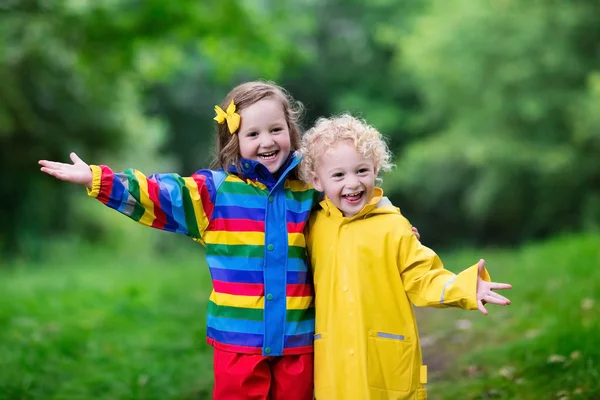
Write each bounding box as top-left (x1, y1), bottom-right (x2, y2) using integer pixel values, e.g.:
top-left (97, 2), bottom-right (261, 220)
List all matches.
top-left (212, 348), bottom-right (314, 400)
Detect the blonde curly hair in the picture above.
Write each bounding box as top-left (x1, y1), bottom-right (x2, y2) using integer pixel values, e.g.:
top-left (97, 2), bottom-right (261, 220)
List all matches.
top-left (299, 114), bottom-right (393, 183)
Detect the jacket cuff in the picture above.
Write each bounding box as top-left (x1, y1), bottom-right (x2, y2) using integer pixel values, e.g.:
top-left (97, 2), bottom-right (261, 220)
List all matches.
top-left (86, 165), bottom-right (102, 198)
top-left (446, 263), bottom-right (491, 310)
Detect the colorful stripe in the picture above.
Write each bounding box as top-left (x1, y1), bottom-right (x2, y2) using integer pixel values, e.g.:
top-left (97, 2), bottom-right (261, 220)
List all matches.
top-left (284, 332), bottom-right (314, 348)
top-left (204, 231), bottom-right (305, 247)
top-left (210, 218), bottom-right (264, 232)
top-left (208, 300), bottom-right (263, 321)
top-left (207, 327), bottom-right (263, 348)
top-left (286, 222), bottom-right (305, 233)
top-left (207, 300), bottom-right (314, 323)
top-left (211, 281), bottom-right (312, 298)
top-left (207, 315), bottom-right (314, 336)
top-left (205, 231), bottom-right (265, 246)
top-left (209, 268), bottom-right (311, 285)
top-left (215, 193), bottom-right (270, 208)
top-left (206, 256), bottom-right (308, 272)
top-left (212, 205), bottom-right (266, 221)
top-left (287, 209), bottom-right (311, 224)
top-left (146, 177), bottom-right (167, 230)
top-left (213, 280), bottom-right (264, 296)
top-left (157, 180), bottom-right (180, 232)
top-left (209, 291), bottom-right (265, 309)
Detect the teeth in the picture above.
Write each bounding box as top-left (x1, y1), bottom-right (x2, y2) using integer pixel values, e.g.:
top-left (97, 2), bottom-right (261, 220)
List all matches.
top-left (343, 191), bottom-right (362, 197)
top-left (259, 151), bottom-right (277, 159)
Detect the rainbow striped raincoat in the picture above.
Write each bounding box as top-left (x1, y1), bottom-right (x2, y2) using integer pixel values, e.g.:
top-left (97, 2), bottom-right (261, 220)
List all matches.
top-left (87, 154), bottom-right (320, 356)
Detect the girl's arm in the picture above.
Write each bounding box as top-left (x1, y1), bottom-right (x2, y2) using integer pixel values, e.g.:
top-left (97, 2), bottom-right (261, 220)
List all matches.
top-left (39, 152), bottom-right (215, 239)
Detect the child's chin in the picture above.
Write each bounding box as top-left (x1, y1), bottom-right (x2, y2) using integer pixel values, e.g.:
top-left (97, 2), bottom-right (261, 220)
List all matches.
top-left (257, 159), bottom-right (280, 172)
top-left (265, 163), bottom-right (282, 174)
top-left (339, 202), bottom-right (364, 216)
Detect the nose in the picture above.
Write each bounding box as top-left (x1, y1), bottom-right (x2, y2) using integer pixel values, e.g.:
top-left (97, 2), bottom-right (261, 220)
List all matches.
top-left (346, 174), bottom-right (360, 188)
top-left (260, 133), bottom-right (275, 147)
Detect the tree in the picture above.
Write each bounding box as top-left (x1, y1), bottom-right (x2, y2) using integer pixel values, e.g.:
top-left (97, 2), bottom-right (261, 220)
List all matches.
top-left (385, 0), bottom-right (600, 246)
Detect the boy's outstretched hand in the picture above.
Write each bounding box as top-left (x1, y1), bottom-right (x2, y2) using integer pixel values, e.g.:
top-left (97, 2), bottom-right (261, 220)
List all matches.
top-left (39, 152), bottom-right (93, 189)
top-left (476, 259), bottom-right (511, 315)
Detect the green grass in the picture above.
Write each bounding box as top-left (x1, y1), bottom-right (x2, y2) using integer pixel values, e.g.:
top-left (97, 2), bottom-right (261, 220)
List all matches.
top-left (0, 246), bottom-right (214, 400)
top-left (419, 233), bottom-right (600, 400)
top-left (1, 234), bottom-right (599, 399)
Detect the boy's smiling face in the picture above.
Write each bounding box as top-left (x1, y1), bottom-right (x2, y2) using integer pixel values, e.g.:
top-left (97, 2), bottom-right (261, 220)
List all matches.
top-left (311, 140), bottom-right (377, 218)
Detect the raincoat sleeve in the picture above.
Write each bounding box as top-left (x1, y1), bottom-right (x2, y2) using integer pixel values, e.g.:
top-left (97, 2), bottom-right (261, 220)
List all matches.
top-left (397, 220), bottom-right (491, 310)
top-left (86, 164), bottom-right (216, 241)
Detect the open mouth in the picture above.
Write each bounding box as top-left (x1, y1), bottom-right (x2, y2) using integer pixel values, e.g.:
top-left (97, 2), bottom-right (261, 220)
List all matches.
top-left (258, 151), bottom-right (279, 160)
top-left (342, 191), bottom-right (364, 203)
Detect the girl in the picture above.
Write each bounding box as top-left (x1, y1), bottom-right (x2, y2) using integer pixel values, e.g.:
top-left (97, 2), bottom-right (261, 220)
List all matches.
top-left (39, 81), bottom-right (320, 400)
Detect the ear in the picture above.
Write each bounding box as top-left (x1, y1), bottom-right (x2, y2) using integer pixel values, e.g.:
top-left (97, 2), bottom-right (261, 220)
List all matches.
top-left (311, 173), bottom-right (324, 192)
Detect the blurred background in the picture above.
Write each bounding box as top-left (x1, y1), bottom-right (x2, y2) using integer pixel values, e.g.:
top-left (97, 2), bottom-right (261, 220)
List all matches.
top-left (1, 0), bottom-right (599, 399)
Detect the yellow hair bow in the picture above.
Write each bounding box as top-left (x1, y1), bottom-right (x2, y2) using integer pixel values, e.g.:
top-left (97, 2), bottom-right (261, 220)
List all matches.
top-left (214, 100), bottom-right (241, 134)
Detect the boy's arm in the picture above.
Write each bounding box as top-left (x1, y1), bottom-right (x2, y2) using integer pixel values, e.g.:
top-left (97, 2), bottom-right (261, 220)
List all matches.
top-left (87, 164), bottom-right (215, 239)
top-left (397, 221), bottom-right (490, 310)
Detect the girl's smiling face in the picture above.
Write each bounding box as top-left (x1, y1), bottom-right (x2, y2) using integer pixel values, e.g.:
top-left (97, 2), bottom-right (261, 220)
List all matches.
top-left (237, 98), bottom-right (291, 174)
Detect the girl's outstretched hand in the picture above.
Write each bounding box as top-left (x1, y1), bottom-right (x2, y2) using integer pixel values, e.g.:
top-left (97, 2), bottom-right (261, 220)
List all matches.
top-left (476, 259), bottom-right (512, 315)
top-left (411, 226), bottom-right (420, 240)
top-left (39, 152), bottom-right (93, 189)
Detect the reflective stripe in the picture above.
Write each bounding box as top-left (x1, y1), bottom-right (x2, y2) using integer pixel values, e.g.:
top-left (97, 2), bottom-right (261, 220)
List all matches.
top-left (376, 332), bottom-right (405, 341)
top-left (440, 276), bottom-right (457, 304)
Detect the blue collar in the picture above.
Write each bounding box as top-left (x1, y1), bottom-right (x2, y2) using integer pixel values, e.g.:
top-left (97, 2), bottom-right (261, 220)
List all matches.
top-left (227, 152), bottom-right (302, 188)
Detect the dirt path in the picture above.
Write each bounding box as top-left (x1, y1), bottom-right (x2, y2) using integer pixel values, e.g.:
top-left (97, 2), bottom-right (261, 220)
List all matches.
top-left (415, 308), bottom-right (474, 375)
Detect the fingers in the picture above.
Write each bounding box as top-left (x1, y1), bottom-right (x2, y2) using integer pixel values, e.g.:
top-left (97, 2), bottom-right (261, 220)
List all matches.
top-left (484, 292), bottom-right (510, 305)
top-left (477, 300), bottom-right (488, 316)
top-left (40, 167), bottom-right (69, 181)
top-left (39, 165), bottom-right (61, 176)
top-left (477, 259), bottom-right (485, 273)
top-left (38, 160), bottom-right (67, 170)
top-left (487, 291), bottom-right (510, 303)
top-left (70, 152), bottom-right (82, 164)
top-left (39, 153), bottom-right (82, 169)
top-left (488, 282), bottom-right (512, 291)
top-left (411, 227), bottom-right (420, 240)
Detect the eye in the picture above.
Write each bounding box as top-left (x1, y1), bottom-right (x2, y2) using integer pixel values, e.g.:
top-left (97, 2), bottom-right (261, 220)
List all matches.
top-left (247, 131), bottom-right (259, 137)
top-left (332, 172), bottom-right (344, 178)
top-left (271, 127), bottom-right (283, 133)
top-left (358, 168), bottom-right (369, 174)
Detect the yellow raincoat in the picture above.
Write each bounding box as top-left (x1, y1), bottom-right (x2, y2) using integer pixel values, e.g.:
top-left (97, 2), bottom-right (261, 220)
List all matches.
top-left (306, 188), bottom-right (490, 400)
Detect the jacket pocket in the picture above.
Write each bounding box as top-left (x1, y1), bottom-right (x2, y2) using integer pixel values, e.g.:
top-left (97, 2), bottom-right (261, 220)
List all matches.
top-left (367, 330), bottom-right (414, 392)
top-left (314, 333), bottom-right (330, 391)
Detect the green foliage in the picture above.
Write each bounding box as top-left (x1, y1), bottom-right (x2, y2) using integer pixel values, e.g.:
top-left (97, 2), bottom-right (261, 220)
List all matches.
top-left (281, 0), bottom-right (427, 145)
top-left (385, 0), bottom-right (600, 246)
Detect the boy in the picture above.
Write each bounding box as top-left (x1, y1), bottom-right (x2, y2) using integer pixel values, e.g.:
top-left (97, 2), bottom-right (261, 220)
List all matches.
top-left (299, 114), bottom-right (512, 400)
